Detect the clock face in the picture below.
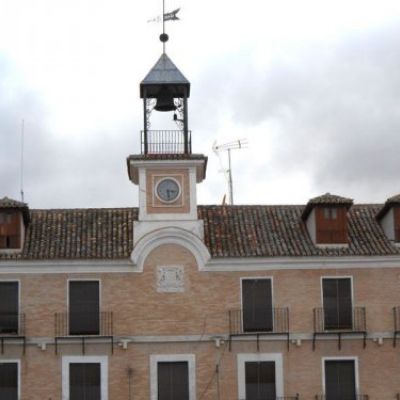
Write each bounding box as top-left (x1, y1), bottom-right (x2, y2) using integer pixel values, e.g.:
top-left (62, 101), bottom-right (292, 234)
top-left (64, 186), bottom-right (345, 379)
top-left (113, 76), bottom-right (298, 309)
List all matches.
top-left (156, 178), bottom-right (181, 203)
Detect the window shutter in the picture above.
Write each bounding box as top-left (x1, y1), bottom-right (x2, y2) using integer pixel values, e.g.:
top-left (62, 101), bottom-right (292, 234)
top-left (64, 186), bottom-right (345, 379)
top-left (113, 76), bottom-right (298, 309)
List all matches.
top-left (325, 360), bottom-right (356, 400)
top-left (70, 363), bottom-right (101, 400)
top-left (158, 362), bottom-right (189, 400)
top-left (0, 363), bottom-right (18, 400)
top-left (242, 279), bottom-right (273, 332)
top-left (0, 282), bottom-right (19, 334)
top-left (69, 281), bottom-right (100, 335)
top-left (323, 278), bottom-right (352, 330)
top-left (245, 361), bottom-right (276, 400)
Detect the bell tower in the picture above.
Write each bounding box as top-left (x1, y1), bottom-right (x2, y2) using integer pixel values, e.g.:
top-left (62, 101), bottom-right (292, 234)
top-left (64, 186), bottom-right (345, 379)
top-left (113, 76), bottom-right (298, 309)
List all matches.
top-left (127, 34), bottom-right (207, 246)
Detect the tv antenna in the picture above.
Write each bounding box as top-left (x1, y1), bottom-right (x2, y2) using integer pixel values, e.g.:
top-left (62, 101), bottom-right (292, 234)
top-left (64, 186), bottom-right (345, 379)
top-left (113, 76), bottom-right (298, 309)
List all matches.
top-left (212, 138), bottom-right (248, 205)
top-left (20, 119), bottom-right (25, 203)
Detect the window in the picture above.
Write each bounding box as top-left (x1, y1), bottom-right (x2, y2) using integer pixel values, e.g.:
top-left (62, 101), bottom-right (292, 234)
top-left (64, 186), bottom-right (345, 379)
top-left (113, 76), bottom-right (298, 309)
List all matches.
top-left (0, 282), bottom-right (19, 334)
top-left (245, 361), bottom-right (276, 400)
top-left (0, 362), bottom-right (19, 400)
top-left (323, 208), bottom-right (337, 219)
top-left (316, 207), bottom-right (348, 244)
top-left (150, 354), bottom-right (196, 400)
top-left (62, 356), bottom-right (108, 400)
top-left (242, 279), bottom-right (273, 332)
top-left (237, 353), bottom-right (283, 400)
top-left (322, 278), bottom-right (352, 330)
top-left (394, 207), bottom-right (400, 242)
top-left (0, 212), bottom-right (21, 250)
top-left (69, 281), bottom-right (100, 335)
top-left (70, 363), bottom-right (101, 400)
top-left (158, 362), bottom-right (189, 400)
top-left (324, 359), bottom-right (357, 400)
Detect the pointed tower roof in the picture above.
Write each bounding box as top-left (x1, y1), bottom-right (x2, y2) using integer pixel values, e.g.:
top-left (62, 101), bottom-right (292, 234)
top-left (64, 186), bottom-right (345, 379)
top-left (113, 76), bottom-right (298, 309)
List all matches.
top-left (140, 53), bottom-right (190, 98)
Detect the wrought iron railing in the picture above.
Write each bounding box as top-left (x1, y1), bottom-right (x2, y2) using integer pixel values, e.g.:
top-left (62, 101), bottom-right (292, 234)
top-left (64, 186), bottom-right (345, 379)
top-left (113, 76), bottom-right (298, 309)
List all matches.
top-left (239, 397), bottom-right (299, 400)
top-left (141, 130), bottom-right (191, 154)
top-left (55, 312), bottom-right (113, 337)
top-left (315, 395), bottom-right (368, 400)
top-left (0, 313), bottom-right (25, 336)
top-left (229, 308), bottom-right (289, 335)
top-left (313, 307), bottom-right (366, 332)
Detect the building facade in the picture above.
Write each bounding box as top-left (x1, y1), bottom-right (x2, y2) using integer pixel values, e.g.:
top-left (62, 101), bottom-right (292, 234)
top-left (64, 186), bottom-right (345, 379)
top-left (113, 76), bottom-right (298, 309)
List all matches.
top-left (1, 51), bottom-right (400, 400)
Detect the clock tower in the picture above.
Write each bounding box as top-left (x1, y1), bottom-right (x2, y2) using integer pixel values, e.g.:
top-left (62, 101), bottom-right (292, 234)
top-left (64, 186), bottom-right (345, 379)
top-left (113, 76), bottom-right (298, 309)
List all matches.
top-left (127, 52), bottom-right (208, 256)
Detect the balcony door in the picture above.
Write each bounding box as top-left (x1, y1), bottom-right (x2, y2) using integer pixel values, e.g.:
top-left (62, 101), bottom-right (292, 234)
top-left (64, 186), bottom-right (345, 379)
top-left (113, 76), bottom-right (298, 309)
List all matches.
top-left (0, 282), bottom-right (19, 334)
top-left (322, 278), bottom-right (352, 330)
top-left (69, 281), bottom-right (100, 335)
top-left (242, 279), bottom-right (273, 332)
top-left (325, 360), bottom-right (356, 400)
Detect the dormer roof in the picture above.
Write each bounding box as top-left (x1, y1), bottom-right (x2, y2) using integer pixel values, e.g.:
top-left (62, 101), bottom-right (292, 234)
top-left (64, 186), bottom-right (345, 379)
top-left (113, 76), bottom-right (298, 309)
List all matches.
top-left (0, 197), bottom-right (30, 225)
top-left (301, 193), bottom-right (354, 220)
top-left (140, 53), bottom-right (190, 98)
top-left (376, 193), bottom-right (400, 220)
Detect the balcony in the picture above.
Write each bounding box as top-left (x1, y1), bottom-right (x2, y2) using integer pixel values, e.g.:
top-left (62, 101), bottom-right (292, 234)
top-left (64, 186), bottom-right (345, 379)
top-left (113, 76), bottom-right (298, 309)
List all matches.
top-left (141, 130), bottom-right (192, 154)
top-left (229, 308), bottom-right (290, 351)
top-left (0, 312), bottom-right (26, 354)
top-left (315, 395), bottom-right (368, 400)
top-left (313, 307), bottom-right (367, 350)
top-left (54, 312), bottom-right (113, 354)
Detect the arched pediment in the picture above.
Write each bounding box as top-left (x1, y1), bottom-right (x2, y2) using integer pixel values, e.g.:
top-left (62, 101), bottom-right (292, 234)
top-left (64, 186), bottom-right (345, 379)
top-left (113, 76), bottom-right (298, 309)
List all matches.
top-left (130, 226), bottom-right (211, 272)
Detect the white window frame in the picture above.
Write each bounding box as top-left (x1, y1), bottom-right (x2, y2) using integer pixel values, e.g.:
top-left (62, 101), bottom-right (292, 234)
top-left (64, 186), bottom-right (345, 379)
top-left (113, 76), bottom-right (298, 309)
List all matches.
top-left (237, 353), bottom-right (283, 399)
top-left (240, 277), bottom-right (274, 332)
top-left (150, 354), bottom-right (196, 400)
top-left (322, 356), bottom-right (359, 396)
top-left (0, 359), bottom-right (20, 399)
top-left (62, 355), bottom-right (108, 400)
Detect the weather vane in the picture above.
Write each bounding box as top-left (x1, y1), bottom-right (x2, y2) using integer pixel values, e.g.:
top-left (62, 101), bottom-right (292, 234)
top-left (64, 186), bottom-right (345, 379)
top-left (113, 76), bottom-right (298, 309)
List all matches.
top-left (148, 0), bottom-right (181, 53)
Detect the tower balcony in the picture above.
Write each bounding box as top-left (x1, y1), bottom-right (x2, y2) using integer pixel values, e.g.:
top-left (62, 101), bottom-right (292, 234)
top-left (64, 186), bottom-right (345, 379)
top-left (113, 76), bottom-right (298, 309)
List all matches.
top-left (141, 130), bottom-right (192, 155)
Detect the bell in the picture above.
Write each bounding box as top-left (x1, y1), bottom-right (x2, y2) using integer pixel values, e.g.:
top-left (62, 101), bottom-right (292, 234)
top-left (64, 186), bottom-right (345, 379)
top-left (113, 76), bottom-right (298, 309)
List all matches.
top-left (154, 90), bottom-right (176, 112)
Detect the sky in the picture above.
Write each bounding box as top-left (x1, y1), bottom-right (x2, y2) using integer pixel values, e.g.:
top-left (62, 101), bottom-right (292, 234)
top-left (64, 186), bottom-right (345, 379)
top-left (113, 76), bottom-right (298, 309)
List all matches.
top-left (0, 0), bottom-right (400, 209)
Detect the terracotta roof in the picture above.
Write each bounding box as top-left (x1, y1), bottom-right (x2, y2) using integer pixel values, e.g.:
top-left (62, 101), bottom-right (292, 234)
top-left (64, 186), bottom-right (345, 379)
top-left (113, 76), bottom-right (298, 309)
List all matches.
top-left (302, 193), bottom-right (354, 220)
top-left (0, 204), bottom-right (399, 261)
top-left (0, 197), bottom-right (30, 224)
top-left (376, 193), bottom-right (400, 220)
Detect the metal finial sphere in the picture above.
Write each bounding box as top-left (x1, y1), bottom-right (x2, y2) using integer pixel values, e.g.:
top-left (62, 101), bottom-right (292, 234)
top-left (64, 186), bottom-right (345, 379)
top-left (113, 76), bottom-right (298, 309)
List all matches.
top-left (160, 33), bottom-right (169, 43)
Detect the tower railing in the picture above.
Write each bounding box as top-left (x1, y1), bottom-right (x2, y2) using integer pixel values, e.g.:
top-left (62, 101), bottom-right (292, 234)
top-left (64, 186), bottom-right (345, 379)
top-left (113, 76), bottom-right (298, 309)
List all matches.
top-left (141, 130), bottom-right (191, 154)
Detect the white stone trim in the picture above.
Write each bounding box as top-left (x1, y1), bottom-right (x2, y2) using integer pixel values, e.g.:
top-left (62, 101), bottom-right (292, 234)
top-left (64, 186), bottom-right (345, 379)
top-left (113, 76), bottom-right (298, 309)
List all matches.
top-left (1, 254), bottom-right (400, 274)
top-left (150, 354), bottom-right (196, 400)
top-left (203, 255), bottom-right (400, 271)
top-left (321, 356), bottom-right (359, 396)
top-left (0, 359), bottom-right (20, 399)
top-left (237, 353), bottom-right (284, 399)
top-left (131, 226), bottom-right (211, 271)
top-left (62, 355), bottom-right (108, 400)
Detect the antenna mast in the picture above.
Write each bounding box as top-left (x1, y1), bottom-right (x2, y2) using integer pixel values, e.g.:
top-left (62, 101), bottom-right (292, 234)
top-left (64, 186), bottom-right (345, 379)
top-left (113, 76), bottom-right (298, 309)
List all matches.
top-left (20, 119), bottom-right (25, 203)
top-left (212, 139), bottom-right (248, 205)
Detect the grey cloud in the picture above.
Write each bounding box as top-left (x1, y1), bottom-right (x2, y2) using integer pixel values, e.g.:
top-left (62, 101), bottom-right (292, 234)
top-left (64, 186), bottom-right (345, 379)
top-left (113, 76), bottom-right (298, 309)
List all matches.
top-left (198, 23), bottom-right (400, 202)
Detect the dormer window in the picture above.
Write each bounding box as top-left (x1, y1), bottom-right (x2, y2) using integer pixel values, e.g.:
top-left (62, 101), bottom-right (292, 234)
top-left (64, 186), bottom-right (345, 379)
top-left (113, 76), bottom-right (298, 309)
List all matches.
top-left (0, 197), bottom-right (30, 252)
top-left (0, 212), bottom-right (21, 249)
top-left (302, 193), bottom-right (353, 247)
top-left (376, 194), bottom-right (400, 244)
